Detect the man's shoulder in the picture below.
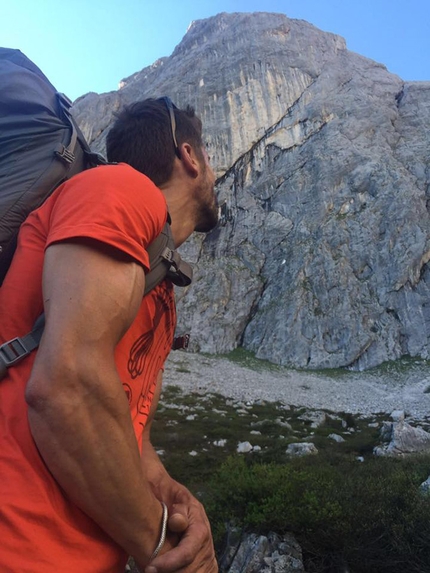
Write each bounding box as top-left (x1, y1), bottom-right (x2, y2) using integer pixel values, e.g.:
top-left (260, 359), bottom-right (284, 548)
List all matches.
top-left (56, 162), bottom-right (166, 217)
top-left (76, 162), bottom-right (159, 191)
top-left (32, 161), bottom-right (167, 254)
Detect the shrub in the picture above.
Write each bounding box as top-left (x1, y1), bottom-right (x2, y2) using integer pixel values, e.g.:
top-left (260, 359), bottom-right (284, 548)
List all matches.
top-left (205, 454), bottom-right (430, 573)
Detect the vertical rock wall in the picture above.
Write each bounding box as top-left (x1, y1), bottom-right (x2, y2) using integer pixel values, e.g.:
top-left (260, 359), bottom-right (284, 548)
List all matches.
top-left (72, 12), bottom-right (430, 370)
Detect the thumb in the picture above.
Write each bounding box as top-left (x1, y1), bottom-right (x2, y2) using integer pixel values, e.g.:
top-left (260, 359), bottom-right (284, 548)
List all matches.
top-left (168, 511), bottom-right (188, 533)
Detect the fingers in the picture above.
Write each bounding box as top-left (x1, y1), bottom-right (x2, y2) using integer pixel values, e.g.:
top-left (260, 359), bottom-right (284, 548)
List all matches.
top-left (145, 541), bottom-right (193, 572)
top-left (144, 522), bottom-right (215, 572)
top-left (143, 495), bottom-right (217, 572)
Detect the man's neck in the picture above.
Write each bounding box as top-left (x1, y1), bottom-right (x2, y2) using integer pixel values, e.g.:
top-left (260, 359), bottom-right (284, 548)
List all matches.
top-left (160, 183), bottom-right (196, 248)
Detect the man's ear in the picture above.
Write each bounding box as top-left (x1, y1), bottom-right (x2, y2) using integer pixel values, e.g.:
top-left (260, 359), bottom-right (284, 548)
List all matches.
top-left (178, 142), bottom-right (199, 179)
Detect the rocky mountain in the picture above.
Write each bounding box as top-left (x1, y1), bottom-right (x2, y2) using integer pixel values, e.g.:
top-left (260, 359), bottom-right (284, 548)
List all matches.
top-left (72, 12), bottom-right (430, 370)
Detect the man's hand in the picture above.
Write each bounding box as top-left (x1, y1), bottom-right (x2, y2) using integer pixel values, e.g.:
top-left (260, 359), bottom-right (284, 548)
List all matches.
top-left (144, 480), bottom-right (218, 573)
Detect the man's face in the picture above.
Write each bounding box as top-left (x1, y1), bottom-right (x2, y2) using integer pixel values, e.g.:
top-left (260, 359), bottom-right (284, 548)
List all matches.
top-left (194, 148), bottom-right (219, 233)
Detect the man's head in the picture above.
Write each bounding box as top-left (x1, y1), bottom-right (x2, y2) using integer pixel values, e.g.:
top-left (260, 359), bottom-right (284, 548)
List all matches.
top-left (106, 97), bottom-right (219, 234)
top-left (106, 98), bottom-right (203, 187)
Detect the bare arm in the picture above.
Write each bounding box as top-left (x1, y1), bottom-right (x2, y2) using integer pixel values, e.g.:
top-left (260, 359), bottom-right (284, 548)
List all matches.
top-left (25, 241), bottom-right (171, 565)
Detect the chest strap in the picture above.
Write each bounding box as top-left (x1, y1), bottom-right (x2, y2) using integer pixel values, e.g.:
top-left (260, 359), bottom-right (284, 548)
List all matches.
top-left (0, 314), bottom-right (45, 380)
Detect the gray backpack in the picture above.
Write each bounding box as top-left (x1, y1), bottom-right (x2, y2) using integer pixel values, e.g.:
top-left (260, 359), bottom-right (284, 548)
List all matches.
top-left (0, 48), bottom-right (192, 378)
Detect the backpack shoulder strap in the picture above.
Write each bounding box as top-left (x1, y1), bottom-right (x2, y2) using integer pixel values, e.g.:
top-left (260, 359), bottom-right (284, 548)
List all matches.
top-left (145, 218), bottom-right (193, 294)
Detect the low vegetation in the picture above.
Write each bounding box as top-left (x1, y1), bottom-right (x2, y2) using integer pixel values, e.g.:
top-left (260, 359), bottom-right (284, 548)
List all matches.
top-left (152, 385), bottom-right (430, 573)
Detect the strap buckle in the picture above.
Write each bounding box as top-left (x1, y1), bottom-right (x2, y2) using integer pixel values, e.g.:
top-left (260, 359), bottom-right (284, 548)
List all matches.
top-left (161, 247), bottom-right (179, 270)
top-left (55, 144), bottom-right (76, 164)
top-left (0, 337), bottom-right (31, 367)
top-left (172, 334), bottom-right (190, 351)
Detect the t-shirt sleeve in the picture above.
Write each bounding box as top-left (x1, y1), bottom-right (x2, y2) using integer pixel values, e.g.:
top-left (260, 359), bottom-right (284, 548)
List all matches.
top-left (45, 164), bottom-right (167, 271)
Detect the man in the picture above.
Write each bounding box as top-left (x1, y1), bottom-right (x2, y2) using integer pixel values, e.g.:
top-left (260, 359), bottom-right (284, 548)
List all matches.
top-left (0, 98), bottom-right (219, 572)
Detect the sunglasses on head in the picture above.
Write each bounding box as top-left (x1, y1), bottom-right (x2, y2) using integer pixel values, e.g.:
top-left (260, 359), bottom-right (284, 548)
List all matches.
top-left (158, 96), bottom-right (181, 159)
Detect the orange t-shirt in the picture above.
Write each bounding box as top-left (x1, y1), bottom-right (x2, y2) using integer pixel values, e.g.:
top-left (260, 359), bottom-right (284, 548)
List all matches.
top-left (0, 163), bottom-right (176, 572)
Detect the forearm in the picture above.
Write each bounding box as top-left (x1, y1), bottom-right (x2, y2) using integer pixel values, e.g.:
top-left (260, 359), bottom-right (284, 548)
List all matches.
top-left (140, 418), bottom-right (196, 509)
top-left (27, 364), bottom-right (162, 565)
top-left (141, 435), bottom-right (175, 496)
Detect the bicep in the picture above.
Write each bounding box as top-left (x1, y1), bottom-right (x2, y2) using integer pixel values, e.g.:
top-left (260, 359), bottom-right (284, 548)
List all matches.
top-left (27, 241), bottom-right (145, 401)
top-left (42, 240), bottom-right (145, 351)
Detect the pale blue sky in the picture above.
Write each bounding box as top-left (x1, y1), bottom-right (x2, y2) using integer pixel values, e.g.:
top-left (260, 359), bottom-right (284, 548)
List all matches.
top-left (2, 0), bottom-right (429, 101)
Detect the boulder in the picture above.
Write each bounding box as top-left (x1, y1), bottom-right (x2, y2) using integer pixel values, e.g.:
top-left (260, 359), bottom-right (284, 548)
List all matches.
top-left (419, 476), bottom-right (430, 495)
top-left (328, 433), bottom-right (346, 443)
top-left (237, 441), bottom-right (253, 453)
top-left (219, 529), bottom-right (306, 573)
top-left (286, 442), bottom-right (318, 456)
top-left (374, 420), bottom-right (430, 456)
top-left (390, 409), bottom-right (406, 422)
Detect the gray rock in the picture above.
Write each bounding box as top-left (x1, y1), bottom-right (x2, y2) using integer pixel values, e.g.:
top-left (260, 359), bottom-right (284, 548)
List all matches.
top-left (298, 411), bottom-right (327, 428)
top-left (374, 420), bottom-right (430, 456)
top-left (73, 12), bottom-right (430, 370)
top-left (328, 433), bottom-right (346, 443)
top-left (128, 530), bottom-right (305, 573)
top-left (390, 409), bottom-right (406, 422)
top-left (237, 441), bottom-right (253, 453)
top-left (286, 442), bottom-right (318, 456)
top-left (275, 418), bottom-right (293, 430)
top-left (419, 476), bottom-right (430, 495)
top-left (219, 530), bottom-right (306, 573)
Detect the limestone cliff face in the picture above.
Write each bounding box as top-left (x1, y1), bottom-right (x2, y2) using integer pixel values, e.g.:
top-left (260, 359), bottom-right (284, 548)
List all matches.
top-left (72, 12), bottom-right (430, 370)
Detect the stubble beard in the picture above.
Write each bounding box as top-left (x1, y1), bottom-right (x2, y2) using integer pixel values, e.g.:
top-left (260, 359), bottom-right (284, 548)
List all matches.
top-left (194, 162), bottom-right (219, 233)
top-left (194, 193), bottom-right (219, 233)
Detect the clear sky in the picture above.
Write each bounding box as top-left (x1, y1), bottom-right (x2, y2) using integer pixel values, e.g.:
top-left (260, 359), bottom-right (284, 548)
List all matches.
top-left (2, 0), bottom-right (429, 101)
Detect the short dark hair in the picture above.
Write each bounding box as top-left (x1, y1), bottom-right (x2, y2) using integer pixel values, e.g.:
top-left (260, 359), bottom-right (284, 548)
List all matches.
top-left (106, 98), bottom-right (204, 187)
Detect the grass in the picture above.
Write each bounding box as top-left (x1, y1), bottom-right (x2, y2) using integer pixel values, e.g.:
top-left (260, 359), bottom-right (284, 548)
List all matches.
top-left (365, 355), bottom-right (430, 375)
top-left (221, 347), bottom-right (430, 386)
top-left (153, 385), bottom-right (394, 488)
top-left (219, 346), bottom-right (284, 373)
top-left (152, 385), bottom-right (430, 573)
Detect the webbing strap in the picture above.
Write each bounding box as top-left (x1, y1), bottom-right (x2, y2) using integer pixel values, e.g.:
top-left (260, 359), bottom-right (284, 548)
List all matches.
top-left (144, 222), bottom-right (193, 293)
top-left (54, 93), bottom-right (78, 165)
top-left (0, 315), bottom-right (44, 380)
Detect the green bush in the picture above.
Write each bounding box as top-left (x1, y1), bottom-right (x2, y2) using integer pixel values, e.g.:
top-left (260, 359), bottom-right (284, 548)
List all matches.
top-left (205, 454), bottom-right (430, 573)
top-left (154, 386), bottom-right (430, 572)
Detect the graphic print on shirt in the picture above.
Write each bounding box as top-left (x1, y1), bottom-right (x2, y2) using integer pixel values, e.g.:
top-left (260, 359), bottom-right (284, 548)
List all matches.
top-left (127, 285), bottom-right (173, 378)
top-left (127, 283), bottom-right (176, 432)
